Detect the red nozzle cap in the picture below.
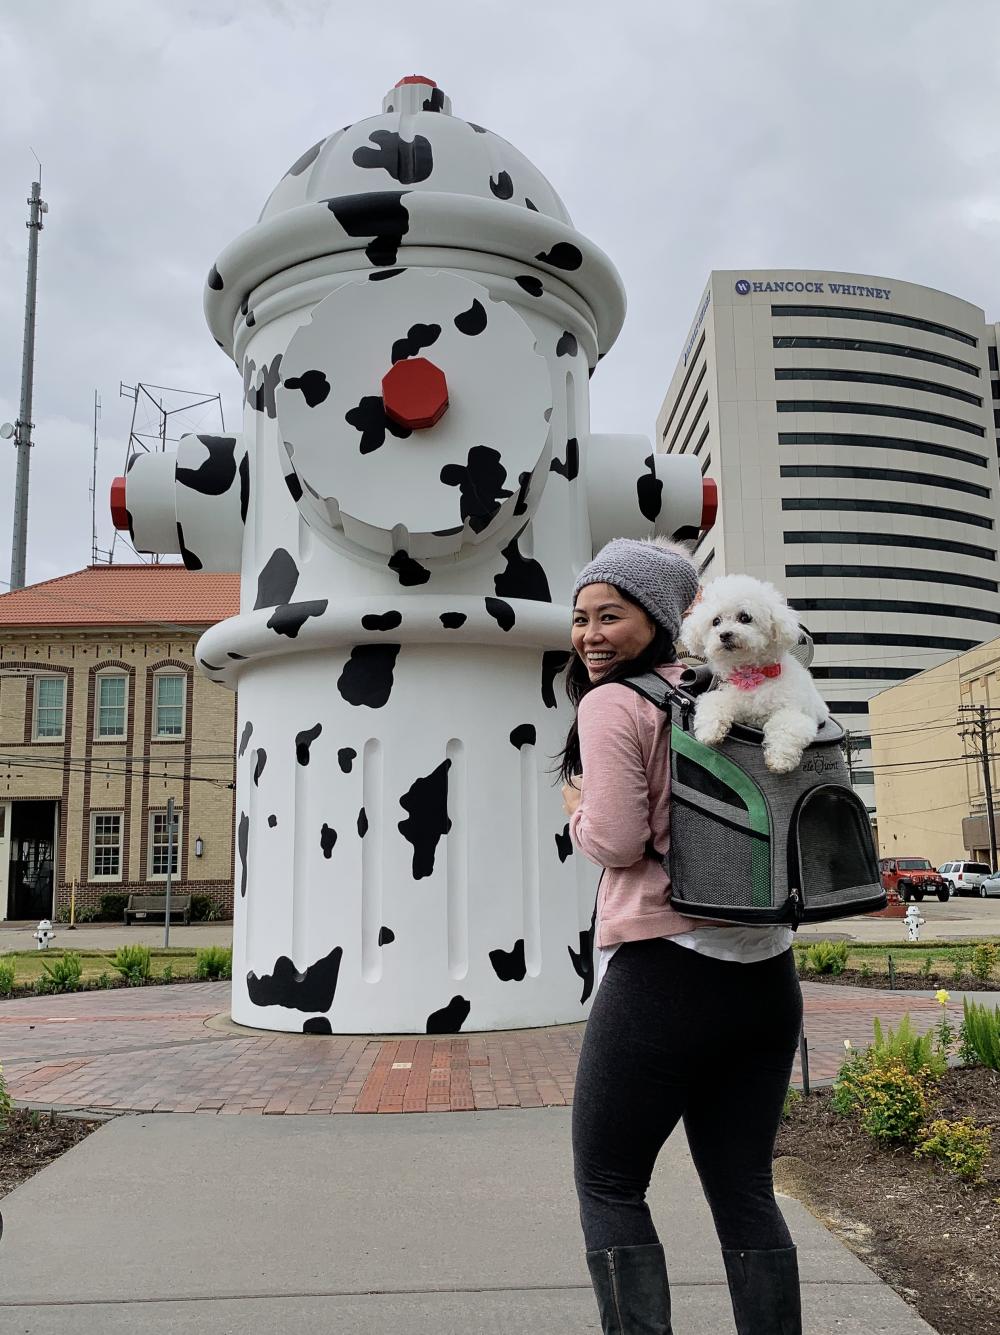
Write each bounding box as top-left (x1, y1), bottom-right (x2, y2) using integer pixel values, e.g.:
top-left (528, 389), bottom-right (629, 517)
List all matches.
top-left (382, 358), bottom-right (449, 430)
top-left (110, 477), bottom-right (130, 530)
top-left (395, 75), bottom-right (437, 88)
top-left (700, 476), bottom-right (718, 530)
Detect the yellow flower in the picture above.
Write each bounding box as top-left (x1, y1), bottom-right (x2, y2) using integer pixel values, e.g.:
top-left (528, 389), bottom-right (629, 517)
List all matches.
top-left (936, 989), bottom-right (950, 1006)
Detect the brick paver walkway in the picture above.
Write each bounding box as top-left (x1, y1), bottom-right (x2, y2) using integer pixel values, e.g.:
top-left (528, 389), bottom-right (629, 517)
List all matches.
top-left (0, 982), bottom-right (976, 1115)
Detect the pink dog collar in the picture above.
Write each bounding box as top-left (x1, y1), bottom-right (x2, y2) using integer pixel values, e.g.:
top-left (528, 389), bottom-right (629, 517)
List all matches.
top-left (727, 663), bottom-right (782, 691)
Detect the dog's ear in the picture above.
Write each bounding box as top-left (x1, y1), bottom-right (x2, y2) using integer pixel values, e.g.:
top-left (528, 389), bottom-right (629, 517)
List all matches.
top-left (770, 600), bottom-right (803, 654)
top-left (678, 601), bottom-right (710, 658)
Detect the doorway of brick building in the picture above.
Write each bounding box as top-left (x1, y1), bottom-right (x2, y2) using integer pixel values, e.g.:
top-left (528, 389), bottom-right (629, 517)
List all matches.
top-left (6, 800), bottom-right (58, 921)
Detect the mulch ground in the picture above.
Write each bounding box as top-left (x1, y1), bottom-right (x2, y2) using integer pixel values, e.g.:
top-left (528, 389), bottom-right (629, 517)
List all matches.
top-left (0, 1110), bottom-right (102, 1199)
top-left (805, 968), bottom-right (1000, 992)
top-left (774, 1066), bottom-right (1000, 1335)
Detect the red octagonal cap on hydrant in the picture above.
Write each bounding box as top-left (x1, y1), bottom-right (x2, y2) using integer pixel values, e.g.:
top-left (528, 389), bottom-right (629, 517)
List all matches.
top-left (382, 358), bottom-right (449, 430)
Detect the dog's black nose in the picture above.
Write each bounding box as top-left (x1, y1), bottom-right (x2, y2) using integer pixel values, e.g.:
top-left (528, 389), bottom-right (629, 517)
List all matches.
top-left (719, 631), bottom-right (735, 647)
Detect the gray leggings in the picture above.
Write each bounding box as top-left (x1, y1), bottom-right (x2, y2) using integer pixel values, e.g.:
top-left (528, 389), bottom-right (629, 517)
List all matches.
top-left (572, 937), bottom-right (803, 1254)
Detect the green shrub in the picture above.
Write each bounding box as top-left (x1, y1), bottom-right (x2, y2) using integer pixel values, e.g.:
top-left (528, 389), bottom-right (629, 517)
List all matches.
top-left (951, 954), bottom-right (967, 985)
top-left (112, 944), bottom-right (151, 985)
top-left (95, 971), bottom-right (114, 990)
top-left (854, 1061), bottom-right (930, 1146)
top-left (195, 946), bottom-right (232, 981)
top-left (190, 894), bottom-right (223, 923)
top-left (959, 998), bottom-right (1000, 1070)
top-left (802, 941), bottom-right (849, 975)
top-left (34, 976), bottom-right (55, 995)
top-left (858, 960), bottom-right (872, 981)
top-left (918, 954), bottom-right (935, 980)
top-left (970, 944), bottom-right (998, 984)
top-left (40, 952), bottom-right (83, 993)
top-left (916, 1117), bottom-right (992, 1183)
top-left (160, 964), bottom-right (174, 984)
top-left (871, 1013), bottom-right (946, 1079)
top-left (98, 893), bottom-right (130, 922)
top-left (782, 1086), bottom-right (802, 1119)
top-left (0, 958), bottom-right (15, 998)
top-left (0, 1060), bottom-right (12, 1125)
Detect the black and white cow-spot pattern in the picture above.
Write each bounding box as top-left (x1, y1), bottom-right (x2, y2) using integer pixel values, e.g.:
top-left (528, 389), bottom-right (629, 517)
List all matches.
top-left (555, 825), bottom-right (573, 862)
top-left (286, 138), bottom-right (324, 177)
top-left (440, 612), bottom-right (466, 628)
top-left (238, 812), bottom-right (249, 897)
top-left (320, 823), bottom-right (338, 858)
top-left (358, 807), bottom-right (369, 837)
top-left (515, 275), bottom-right (544, 297)
top-left (284, 370), bottom-right (331, 407)
top-left (176, 435), bottom-right (238, 496)
top-left (524, 198), bottom-right (538, 211)
top-left (246, 310), bottom-right (256, 328)
top-left (541, 650), bottom-right (571, 708)
top-left (228, 652), bottom-right (248, 661)
top-left (637, 453), bottom-right (663, 523)
top-left (247, 946), bottom-right (343, 1011)
top-left (200, 658), bottom-right (224, 672)
top-left (513, 471), bottom-right (532, 517)
top-left (378, 925), bottom-right (394, 945)
top-left (208, 265), bottom-right (224, 291)
top-left (345, 395), bottom-right (412, 455)
top-left (489, 171), bottom-right (514, 200)
top-left (238, 721), bottom-right (253, 758)
top-left (337, 644), bottom-right (401, 708)
top-left (268, 814), bottom-right (278, 828)
top-left (485, 597), bottom-right (515, 632)
top-left (338, 747), bottom-right (357, 773)
top-left (427, 995), bottom-right (471, 1034)
top-left (468, 122), bottom-right (488, 134)
top-left (266, 599), bottom-right (328, 639)
top-left (239, 454), bottom-right (250, 524)
top-left (568, 927), bottom-right (595, 1005)
top-left (253, 748), bottom-right (268, 787)
top-left (453, 299), bottom-right (487, 336)
top-left (495, 533), bottom-right (551, 602)
top-left (555, 331), bottom-right (578, 358)
top-left (423, 88), bottom-right (445, 112)
top-left (509, 723), bottom-right (536, 749)
top-left (391, 321), bottom-right (441, 364)
top-left (295, 723), bottom-right (323, 766)
top-left (368, 268), bottom-right (406, 281)
top-left (243, 354), bottom-right (283, 418)
top-left (303, 1016), bottom-right (333, 1034)
top-left (253, 548), bottom-right (299, 609)
top-left (440, 446), bottom-right (512, 534)
top-left (535, 242), bottom-right (583, 271)
top-left (326, 190), bottom-right (411, 267)
top-left (398, 759), bottom-right (451, 880)
top-left (361, 611), bottom-right (403, 631)
top-left (388, 550), bottom-right (431, 586)
top-left (176, 523), bottom-right (203, 571)
top-left (352, 130), bottom-right (434, 184)
top-left (284, 471), bottom-right (303, 502)
top-left (550, 437), bottom-right (579, 481)
top-left (489, 939), bottom-right (527, 982)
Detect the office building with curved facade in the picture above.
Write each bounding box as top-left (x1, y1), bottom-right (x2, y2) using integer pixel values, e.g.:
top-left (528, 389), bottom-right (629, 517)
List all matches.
top-left (657, 271), bottom-right (1000, 813)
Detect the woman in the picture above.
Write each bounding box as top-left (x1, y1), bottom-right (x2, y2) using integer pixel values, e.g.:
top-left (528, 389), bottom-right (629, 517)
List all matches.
top-left (561, 537), bottom-right (803, 1335)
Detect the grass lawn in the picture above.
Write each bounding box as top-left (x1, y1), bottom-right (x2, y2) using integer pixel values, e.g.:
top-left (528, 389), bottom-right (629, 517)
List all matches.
top-left (0, 947), bottom-right (206, 988)
top-left (794, 938), bottom-right (1000, 979)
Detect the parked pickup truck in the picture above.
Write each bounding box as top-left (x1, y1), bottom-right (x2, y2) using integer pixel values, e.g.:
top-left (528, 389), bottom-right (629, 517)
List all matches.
top-left (879, 857), bottom-right (950, 903)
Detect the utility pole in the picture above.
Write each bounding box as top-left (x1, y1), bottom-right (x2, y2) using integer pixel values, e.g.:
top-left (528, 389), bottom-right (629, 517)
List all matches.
top-left (958, 705), bottom-right (1000, 869)
top-left (4, 176), bottom-right (48, 590)
top-left (842, 728), bottom-right (859, 786)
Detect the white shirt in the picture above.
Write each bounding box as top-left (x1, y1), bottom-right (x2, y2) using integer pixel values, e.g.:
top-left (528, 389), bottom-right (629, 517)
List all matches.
top-left (596, 924), bottom-right (795, 990)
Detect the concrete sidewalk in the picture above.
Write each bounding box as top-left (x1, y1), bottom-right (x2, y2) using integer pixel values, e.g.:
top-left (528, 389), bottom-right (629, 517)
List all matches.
top-left (0, 1111), bottom-right (936, 1333)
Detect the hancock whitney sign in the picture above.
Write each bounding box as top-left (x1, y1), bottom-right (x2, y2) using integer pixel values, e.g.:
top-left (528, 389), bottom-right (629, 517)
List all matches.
top-left (734, 276), bottom-right (892, 300)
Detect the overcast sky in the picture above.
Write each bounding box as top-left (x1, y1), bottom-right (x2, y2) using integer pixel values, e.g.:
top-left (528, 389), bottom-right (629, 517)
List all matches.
top-left (2, 0), bottom-right (999, 589)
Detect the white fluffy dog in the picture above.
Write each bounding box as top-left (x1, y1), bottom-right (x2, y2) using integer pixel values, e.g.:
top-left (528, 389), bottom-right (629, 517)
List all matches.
top-left (678, 574), bottom-right (829, 773)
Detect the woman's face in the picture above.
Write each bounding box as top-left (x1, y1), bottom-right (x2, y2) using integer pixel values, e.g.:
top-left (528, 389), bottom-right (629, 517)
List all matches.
top-left (572, 582), bottom-right (657, 683)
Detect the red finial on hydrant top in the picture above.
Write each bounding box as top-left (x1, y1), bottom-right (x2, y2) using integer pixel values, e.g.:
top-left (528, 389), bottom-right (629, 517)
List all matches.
top-left (395, 75), bottom-right (437, 88)
top-left (382, 358), bottom-right (449, 430)
top-left (110, 477), bottom-right (130, 530)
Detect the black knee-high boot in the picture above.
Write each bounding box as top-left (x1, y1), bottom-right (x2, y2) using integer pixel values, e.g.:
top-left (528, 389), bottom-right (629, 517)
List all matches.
top-left (722, 1246), bottom-right (802, 1334)
top-left (585, 1243), bottom-right (673, 1334)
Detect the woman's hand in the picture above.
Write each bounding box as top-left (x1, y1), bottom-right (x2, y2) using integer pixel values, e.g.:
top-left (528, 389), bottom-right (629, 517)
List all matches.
top-left (561, 774), bottom-right (583, 817)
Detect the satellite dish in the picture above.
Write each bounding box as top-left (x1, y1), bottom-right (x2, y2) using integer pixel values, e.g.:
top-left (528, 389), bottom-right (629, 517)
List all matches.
top-left (0, 423), bottom-right (14, 440)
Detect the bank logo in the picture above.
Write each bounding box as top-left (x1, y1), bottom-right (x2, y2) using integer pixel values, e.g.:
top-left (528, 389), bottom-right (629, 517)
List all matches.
top-left (734, 278), bottom-right (751, 294)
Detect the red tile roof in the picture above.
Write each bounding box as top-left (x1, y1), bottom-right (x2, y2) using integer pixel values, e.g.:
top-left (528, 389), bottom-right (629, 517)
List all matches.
top-left (0, 565), bottom-right (240, 629)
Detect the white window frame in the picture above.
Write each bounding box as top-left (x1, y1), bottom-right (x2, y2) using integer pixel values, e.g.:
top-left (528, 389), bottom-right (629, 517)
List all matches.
top-left (33, 674), bottom-right (66, 741)
top-left (147, 808), bottom-right (182, 881)
top-left (153, 672), bottom-right (186, 739)
top-left (89, 811), bottom-right (124, 882)
top-left (95, 671), bottom-right (128, 740)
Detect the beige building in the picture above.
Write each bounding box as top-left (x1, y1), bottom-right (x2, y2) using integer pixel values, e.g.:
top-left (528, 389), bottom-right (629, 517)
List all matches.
top-left (0, 565), bottom-right (239, 921)
top-left (869, 634), bottom-right (1000, 866)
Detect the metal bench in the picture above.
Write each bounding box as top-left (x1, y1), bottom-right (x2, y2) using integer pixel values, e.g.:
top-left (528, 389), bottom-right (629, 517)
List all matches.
top-left (123, 893), bottom-right (192, 926)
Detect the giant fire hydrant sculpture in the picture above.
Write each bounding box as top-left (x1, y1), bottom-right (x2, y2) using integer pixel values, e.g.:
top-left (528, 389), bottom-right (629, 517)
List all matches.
top-left (112, 77), bottom-right (716, 1033)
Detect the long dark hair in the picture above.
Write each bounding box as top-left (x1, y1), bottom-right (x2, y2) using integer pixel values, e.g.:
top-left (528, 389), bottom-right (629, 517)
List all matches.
top-left (554, 584), bottom-right (677, 785)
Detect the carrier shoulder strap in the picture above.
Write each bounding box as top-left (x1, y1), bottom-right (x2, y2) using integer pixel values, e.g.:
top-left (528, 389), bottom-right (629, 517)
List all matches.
top-left (620, 671), bottom-right (676, 712)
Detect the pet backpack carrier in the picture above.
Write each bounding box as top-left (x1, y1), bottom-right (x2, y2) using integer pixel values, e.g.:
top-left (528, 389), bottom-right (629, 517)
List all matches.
top-left (623, 669), bottom-right (885, 926)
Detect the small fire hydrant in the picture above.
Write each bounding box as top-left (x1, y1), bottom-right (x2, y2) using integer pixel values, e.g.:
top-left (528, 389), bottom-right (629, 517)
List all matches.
top-left (34, 919), bottom-right (55, 950)
top-left (903, 904), bottom-right (925, 942)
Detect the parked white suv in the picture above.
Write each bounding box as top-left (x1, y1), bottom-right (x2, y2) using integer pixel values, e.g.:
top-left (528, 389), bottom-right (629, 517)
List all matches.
top-left (937, 861), bottom-right (993, 897)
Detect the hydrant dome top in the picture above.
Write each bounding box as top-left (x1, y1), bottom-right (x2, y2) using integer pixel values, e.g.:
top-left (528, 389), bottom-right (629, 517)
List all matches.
top-left (257, 78), bottom-right (572, 226)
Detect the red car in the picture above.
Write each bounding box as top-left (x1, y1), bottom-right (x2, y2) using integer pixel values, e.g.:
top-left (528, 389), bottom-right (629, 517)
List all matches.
top-left (879, 857), bottom-right (950, 904)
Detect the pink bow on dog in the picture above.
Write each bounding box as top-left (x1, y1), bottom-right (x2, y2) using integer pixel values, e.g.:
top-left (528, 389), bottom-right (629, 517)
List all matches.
top-left (727, 663), bottom-right (782, 691)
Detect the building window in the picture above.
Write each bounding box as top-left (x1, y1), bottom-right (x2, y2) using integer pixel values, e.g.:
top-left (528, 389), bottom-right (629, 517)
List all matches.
top-left (780, 463), bottom-right (990, 500)
top-left (810, 631), bottom-right (979, 651)
top-left (773, 335), bottom-right (980, 377)
top-left (148, 809), bottom-right (181, 879)
top-left (792, 596), bottom-right (1000, 625)
top-left (692, 422), bottom-right (710, 457)
top-left (661, 334), bottom-right (706, 442)
top-left (775, 367), bottom-right (982, 408)
top-left (989, 346), bottom-right (998, 372)
top-left (824, 700), bottom-right (870, 714)
top-left (770, 303), bottom-right (978, 348)
top-left (33, 675), bottom-right (66, 740)
top-left (154, 674), bottom-right (185, 738)
top-left (776, 399), bottom-right (985, 438)
top-left (778, 430), bottom-right (987, 470)
top-left (90, 812), bottom-right (123, 880)
top-left (782, 495), bottom-right (993, 531)
top-left (785, 563), bottom-right (998, 593)
top-left (96, 674), bottom-right (128, 738)
top-left (783, 529), bottom-right (996, 562)
top-left (810, 666), bottom-right (920, 681)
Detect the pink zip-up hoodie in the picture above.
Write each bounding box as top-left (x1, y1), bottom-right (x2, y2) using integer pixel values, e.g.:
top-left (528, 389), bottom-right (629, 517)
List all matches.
top-left (569, 662), bottom-right (705, 948)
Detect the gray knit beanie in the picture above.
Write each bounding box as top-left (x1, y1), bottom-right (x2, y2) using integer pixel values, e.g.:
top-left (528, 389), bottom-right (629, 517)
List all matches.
top-left (572, 537), bottom-right (700, 641)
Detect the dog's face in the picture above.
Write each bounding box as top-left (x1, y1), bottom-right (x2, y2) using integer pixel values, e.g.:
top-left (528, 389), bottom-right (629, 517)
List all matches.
top-left (679, 575), bottom-right (801, 668)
